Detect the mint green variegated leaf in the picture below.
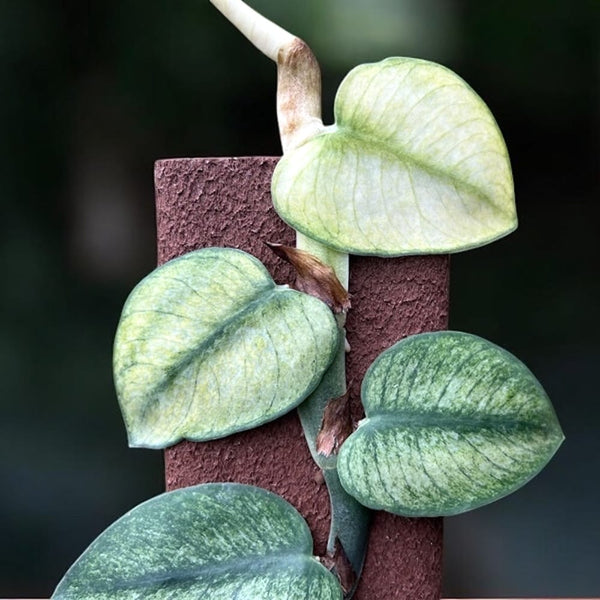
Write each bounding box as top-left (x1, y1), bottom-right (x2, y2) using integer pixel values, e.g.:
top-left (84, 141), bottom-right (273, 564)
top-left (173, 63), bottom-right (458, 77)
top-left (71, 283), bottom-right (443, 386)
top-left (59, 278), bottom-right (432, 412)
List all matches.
top-left (113, 248), bottom-right (339, 448)
top-left (52, 484), bottom-right (342, 600)
top-left (337, 332), bottom-right (564, 516)
top-left (273, 57), bottom-right (516, 256)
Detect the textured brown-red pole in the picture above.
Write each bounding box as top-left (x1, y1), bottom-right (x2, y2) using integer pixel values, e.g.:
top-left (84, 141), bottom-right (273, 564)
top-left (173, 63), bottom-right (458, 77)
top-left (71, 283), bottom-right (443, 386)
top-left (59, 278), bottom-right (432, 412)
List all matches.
top-left (155, 157), bottom-right (448, 599)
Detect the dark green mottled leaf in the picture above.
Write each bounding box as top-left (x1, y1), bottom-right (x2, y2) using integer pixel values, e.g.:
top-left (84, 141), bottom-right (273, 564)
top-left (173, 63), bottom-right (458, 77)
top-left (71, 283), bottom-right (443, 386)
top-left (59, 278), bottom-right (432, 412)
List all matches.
top-left (113, 248), bottom-right (339, 448)
top-left (273, 57), bottom-right (516, 256)
top-left (338, 331), bottom-right (564, 516)
top-left (52, 483), bottom-right (342, 600)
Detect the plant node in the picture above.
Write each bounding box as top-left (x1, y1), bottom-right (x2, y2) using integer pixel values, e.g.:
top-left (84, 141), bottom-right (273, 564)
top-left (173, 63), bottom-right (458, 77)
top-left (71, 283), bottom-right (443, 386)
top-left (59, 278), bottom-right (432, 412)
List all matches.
top-left (277, 38), bottom-right (324, 152)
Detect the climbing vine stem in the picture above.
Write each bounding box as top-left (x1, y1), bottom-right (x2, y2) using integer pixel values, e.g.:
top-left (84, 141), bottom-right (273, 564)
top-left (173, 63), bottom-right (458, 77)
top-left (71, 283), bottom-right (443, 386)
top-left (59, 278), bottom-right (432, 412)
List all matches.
top-left (210, 0), bottom-right (361, 593)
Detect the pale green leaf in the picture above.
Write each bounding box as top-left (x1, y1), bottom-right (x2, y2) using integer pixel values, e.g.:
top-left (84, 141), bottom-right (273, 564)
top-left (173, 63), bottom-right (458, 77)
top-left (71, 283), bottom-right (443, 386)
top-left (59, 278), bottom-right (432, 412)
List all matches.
top-left (273, 57), bottom-right (516, 256)
top-left (52, 483), bottom-right (342, 600)
top-left (113, 248), bottom-right (339, 448)
top-left (337, 332), bottom-right (564, 516)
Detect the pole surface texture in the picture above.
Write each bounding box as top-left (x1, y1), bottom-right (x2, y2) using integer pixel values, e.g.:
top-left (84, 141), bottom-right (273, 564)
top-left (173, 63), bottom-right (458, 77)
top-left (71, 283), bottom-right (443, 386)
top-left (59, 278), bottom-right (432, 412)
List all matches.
top-left (155, 156), bottom-right (448, 599)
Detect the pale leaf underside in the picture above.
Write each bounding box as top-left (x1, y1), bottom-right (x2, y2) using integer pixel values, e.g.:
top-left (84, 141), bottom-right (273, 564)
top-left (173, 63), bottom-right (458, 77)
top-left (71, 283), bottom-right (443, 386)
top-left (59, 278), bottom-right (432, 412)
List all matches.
top-left (113, 248), bottom-right (339, 448)
top-left (273, 57), bottom-right (516, 256)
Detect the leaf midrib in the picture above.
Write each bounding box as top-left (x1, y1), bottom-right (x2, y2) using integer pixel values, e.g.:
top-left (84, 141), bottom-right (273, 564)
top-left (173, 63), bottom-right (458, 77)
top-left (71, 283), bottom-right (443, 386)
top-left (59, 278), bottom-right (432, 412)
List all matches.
top-left (362, 410), bottom-right (556, 433)
top-left (81, 551), bottom-right (314, 593)
top-left (319, 124), bottom-right (512, 219)
top-left (148, 284), bottom-right (283, 395)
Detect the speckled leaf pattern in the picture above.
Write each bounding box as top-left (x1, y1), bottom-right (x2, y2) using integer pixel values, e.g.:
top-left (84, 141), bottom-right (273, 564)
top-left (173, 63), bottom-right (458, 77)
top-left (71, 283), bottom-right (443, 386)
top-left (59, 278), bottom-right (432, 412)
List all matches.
top-left (113, 248), bottom-right (339, 448)
top-left (337, 332), bottom-right (564, 516)
top-left (272, 57), bottom-right (516, 256)
top-left (52, 483), bottom-right (343, 600)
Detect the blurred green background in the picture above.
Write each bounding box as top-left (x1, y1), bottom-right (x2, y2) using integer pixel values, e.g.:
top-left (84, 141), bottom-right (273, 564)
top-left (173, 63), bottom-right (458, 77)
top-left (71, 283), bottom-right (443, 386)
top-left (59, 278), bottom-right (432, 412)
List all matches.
top-left (1, 0), bottom-right (598, 596)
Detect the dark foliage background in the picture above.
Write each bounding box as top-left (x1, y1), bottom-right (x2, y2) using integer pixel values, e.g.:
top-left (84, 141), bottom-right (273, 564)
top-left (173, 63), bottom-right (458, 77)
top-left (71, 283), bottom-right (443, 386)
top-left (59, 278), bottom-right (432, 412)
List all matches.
top-left (1, 0), bottom-right (598, 596)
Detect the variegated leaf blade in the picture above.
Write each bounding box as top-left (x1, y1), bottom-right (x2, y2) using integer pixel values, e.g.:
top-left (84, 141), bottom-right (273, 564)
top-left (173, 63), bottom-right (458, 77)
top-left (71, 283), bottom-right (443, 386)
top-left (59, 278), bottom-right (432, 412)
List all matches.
top-left (113, 248), bottom-right (339, 448)
top-left (52, 484), bottom-right (343, 600)
top-left (273, 57), bottom-right (516, 256)
top-left (337, 332), bottom-right (563, 516)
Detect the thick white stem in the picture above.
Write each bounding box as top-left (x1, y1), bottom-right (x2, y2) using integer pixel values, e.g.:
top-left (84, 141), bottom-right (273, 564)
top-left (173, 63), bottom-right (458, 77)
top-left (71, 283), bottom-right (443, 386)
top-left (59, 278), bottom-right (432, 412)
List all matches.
top-left (210, 0), bottom-right (324, 152)
top-left (209, 0), bottom-right (294, 61)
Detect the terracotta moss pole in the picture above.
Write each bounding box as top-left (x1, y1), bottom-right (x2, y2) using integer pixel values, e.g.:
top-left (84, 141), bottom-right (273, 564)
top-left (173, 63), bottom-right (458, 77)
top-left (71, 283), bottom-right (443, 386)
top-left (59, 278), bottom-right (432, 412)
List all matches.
top-left (154, 156), bottom-right (448, 599)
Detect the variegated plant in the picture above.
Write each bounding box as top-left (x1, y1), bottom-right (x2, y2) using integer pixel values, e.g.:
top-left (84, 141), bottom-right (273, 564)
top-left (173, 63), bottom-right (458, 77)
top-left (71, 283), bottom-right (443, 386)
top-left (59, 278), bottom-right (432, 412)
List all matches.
top-left (113, 248), bottom-right (339, 448)
top-left (337, 332), bottom-right (563, 517)
top-left (53, 484), bottom-right (343, 600)
top-left (52, 1), bottom-right (562, 598)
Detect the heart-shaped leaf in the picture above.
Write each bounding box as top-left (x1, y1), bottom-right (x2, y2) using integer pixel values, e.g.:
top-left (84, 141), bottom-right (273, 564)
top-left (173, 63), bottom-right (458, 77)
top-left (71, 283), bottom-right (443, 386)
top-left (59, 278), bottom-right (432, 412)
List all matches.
top-left (337, 331), bottom-right (564, 516)
top-left (114, 248), bottom-right (339, 448)
top-left (272, 57), bottom-right (516, 256)
top-left (52, 483), bottom-right (343, 600)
